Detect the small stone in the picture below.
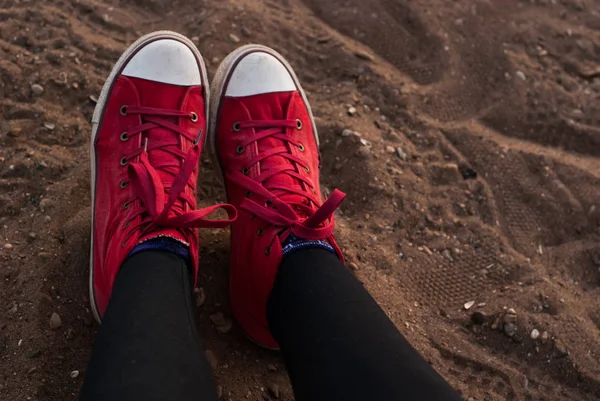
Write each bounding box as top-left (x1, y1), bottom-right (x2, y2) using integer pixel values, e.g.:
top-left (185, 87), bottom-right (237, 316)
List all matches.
top-left (241, 27), bottom-right (251, 37)
top-left (267, 382), bottom-right (280, 399)
top-left (72, 82), bottom-right (79, 89)
top-left (43, 122), bottom-right (55, 130)
top-left (347, 106), bottom-right (357, 116)
top-left (470, 311), bottom-right (486, 325)
top-left (3, 243), bottom-right (13, 250)
top-left (191, 36), bottom-right (200, 44)
top-left (516, 70), bottom-right (526, 81)
top-left (27, 232), bottom-right (37, 242)
top-left (442, 249), bottom-right (454, 262)
top-left (229, 33), bottom-right (240, 43)
top-left (89, 95), bottom-right (98, 104)
top-left (210, 313), bottom-right (232, 334)
top-left (354, 51), bottom-right (374, 61)
top-left (463, 301), bottom-right (475, 310)
top-left (341, 129), bottom-right (353, 137)
top-left (503, 313), bottom-right (517, 324)
top-left (49, 312), bottom-right (62, 330)
top-left (195, 287), bottom-right (206, 307)
top-left (348, 262), bottom-right (359, 271)
top-left (530, 329), bottom-right (540, 340)
top-left (503, 322), bottom-right (517, 337)
top-left (359, 138), bottom-right (372, 148)
top-left (27, 367), bottom-right (37, 374)
top-left (506, 308), bottom-right (517, 315)
top-left (70, 370), bottom-right (79, 379)
top-left (31, 84), bottom-right (44, 96)
top-left (205, 350), bottom-right (218, 370)
top-left (385, 145), bottom-right (395, 153)
top-left (267, 364), bottom-right (277, 372)
top-left (355, 147), bottom-right (371, 159)
top-left (396, 147), bottom-right (408, 161)
top-left (216, 385), bottom-right (223, 398)
top-left (541, 331), bottom-right (548, 344)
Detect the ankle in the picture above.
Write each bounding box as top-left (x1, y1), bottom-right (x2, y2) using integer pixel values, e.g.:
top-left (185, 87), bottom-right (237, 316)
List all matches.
top-left (281, 234), bottom-right (336, 259)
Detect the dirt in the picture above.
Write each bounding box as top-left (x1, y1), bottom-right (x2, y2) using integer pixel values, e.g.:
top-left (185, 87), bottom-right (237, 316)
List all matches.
top-left (1, 0), bottom-right (600, 400)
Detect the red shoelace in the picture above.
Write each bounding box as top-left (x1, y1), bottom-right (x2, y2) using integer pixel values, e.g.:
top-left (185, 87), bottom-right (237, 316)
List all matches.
top-left (120, 105), bottom-right (236, 243)
top-left (227, 119), bottom-right (345, 246)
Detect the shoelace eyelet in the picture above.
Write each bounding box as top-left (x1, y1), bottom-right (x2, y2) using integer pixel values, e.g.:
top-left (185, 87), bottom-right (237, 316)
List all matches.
top-left (232, 122), bottom-right (241, 132)
top-left (236, 145), bottom-right (245, 154)
top-left (120, 105), bottom-right (128, 116)
top-left (265, 246), bottom-right (271, 255)
top-left (190, 111), bottom-right (198, 123)
top-left (120, 157), bottom-right (128, 166)
top-left (257, 228), bottom-right (264, 236)
top-left (296, 119), bottom-right (303, 130)
top-left (242, 167), bottom-right (249, 175)
top-left (120, 131), bottom-right (129, 142)
top-left (124, 220), bottom-right (130, 228)
top-left (245, 190), bottom-right (252, 197)
top-left (298, 143), bottom-right (305, 152)
top-left (121, 240), bottom-right (127, 248)
top-left (120, 180), bottom-right (129, 189)
top-left (123, 201), bottom-right (130, 209)
top-left (304, 166), bottom-right (310, 173)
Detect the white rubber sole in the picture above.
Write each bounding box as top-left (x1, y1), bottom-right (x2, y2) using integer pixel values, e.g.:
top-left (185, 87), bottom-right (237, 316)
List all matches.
top-left (89, 31), bottom-right (210, 323)
top-left (207, 44), bottom-right (320, 183)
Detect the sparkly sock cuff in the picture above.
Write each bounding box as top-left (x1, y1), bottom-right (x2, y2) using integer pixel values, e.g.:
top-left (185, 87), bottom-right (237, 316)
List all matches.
top-left (281, 234), bottom-right (336, 258)
top-left (128, 236), bottom-right (190, 265)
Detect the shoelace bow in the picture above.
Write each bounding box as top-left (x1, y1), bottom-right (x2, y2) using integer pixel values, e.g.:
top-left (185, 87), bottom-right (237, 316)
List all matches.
top-left (121, 105), bottom-right (236, 241)
top-left (228, 119), bottom-right (345, 245)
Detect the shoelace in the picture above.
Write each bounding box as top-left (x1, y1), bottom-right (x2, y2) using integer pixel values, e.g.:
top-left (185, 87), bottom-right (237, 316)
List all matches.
top-left (227, 119), bottom-right (345, 250)
top-left (120, 105), bottom-right (236, 244)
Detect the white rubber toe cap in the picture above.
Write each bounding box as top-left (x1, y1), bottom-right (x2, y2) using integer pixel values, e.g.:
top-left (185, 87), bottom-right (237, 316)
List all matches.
top-left (225, 52), bottom-right (296, 97)
top-left (122, 39), bottom-right (201, 86)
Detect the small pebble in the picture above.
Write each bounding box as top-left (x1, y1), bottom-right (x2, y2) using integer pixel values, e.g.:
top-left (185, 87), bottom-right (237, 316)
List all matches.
top-left (530, 329), bottom-right (540, 340)
top-left (216, 386), bottom-right (223, 398)
top-left (3, 243), bottom-right (13, 250)
top-left (348, 262), bottom-right (359, 271)
top-left (516, 70), bottom-right (526, 80)
top-left (31, 84), bottom-right (44, 96)
top-left (89, 95), bottom-right (98, 103)
top-left (195, 287), bottom-right (206, 307)
top-left (191, 36), bottom-right (200, 44)
top-left (463, 301), bottom-right (475, 310)
top-left (28, 232), bottom-right (37, 242)
top-left (396, 147), bottom-right (408, 161)
top-left (49, 312), bottom-right (62, 330)
top-left (341, 129), bottom-right (353, 137)
top-left (210, 313), bottom-right (232, 334)
top-left (354, 51), bottom-right (374, 61)
top-left (43, 122), bottom-right (55, 130)
top-left (541, 331), bottom-right (549, 344)
top-left (229, 33), bottom-right (240, 43)
top-left (347, 106), bottom-right (357, 116)
top-left (205, 350), bottom-right (218, 370)
top-left (70, 370), bottom-right (79, 379)
top-left (355, 147), bottom-right (371, 159)
top-left (267, 382), bottom-right (280, 399)
top-left (385, 145), bottom-right (395, 153)
top-left (503, 322), bottom-right (517, 337)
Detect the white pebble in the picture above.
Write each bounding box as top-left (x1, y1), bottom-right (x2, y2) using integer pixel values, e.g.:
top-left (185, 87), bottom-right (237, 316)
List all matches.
top-left (516, 70), bottom-right (526, 81)
top-left (463, 301), bottom-right (475, 310)
top-left (530, 329), bottom-right (540, 340)
top-left (70, 370), bottom-right (79, 379)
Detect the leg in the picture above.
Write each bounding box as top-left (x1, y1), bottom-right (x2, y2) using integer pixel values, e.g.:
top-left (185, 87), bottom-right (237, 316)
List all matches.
top-left (80, 251), bottom-right (219, 401)
top-left (267, 248), bottom-right (462, 401)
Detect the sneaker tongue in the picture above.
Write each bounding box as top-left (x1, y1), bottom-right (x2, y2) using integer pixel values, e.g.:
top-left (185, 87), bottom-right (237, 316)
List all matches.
top-left (129, 76), bottom-right (188, 199)
top-left (242, 91), bottom-right (310, 216)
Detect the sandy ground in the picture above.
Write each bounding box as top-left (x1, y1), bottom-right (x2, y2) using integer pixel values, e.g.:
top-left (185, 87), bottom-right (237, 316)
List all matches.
top-left (1, 0), bottom-right (600, 400)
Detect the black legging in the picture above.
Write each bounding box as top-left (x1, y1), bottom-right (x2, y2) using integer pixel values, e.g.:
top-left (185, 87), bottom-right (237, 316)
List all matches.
top-left (80, 249), bottom-right (462, 401)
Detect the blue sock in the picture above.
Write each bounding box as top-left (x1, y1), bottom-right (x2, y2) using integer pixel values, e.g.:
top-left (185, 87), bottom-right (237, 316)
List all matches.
top-left (281, 234), bottom-right (336, 258)
top-left (128, 237), bottom-right (190, 265)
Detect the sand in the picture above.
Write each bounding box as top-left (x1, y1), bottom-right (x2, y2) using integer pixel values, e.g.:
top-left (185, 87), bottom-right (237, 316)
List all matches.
top-left (1, 0), bottom-right (599, 400)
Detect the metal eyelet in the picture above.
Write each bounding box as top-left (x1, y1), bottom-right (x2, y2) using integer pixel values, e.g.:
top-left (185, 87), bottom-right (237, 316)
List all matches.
top-left (296, 119), bottom-right (302, 130)
top-left (304, 166), bottom-right (310, 173)
top-left (265, 246), bottom-right (271, 255)
top-left (120, 105), bottom-right (127, 116)
top-left (120, 131), bottom-right (129, 141)
top-left (257, 228), bottom-right (264, 236)
top-left (232, 122), bottom-right (241, 132)
top-left (124, 221), bottom-right (130, 228)
top-left (236, 145), bottom-right (245, 154)
top-left (121, 240), bottom-right (127, 248)
top-left (123, 202), bottom-right (130, 209)
top-left (245, 190), bottom-right (252, 197)
top-left (298, 143), bottom-right (305, 152)
top-left (120, 157), bottom-right (128, 166)
top-left (242, 167), bottom-right (249, 175)
top-left (190, 111), bottom-right (198, 123)
top-left (120, 180), bottom-right (129, 189)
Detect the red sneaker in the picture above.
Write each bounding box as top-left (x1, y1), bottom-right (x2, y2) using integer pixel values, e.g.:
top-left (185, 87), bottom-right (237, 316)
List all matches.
top-left (209, 45), bottom-right (346, 349)
top-left (90, 31), bottom-right (236, 322)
